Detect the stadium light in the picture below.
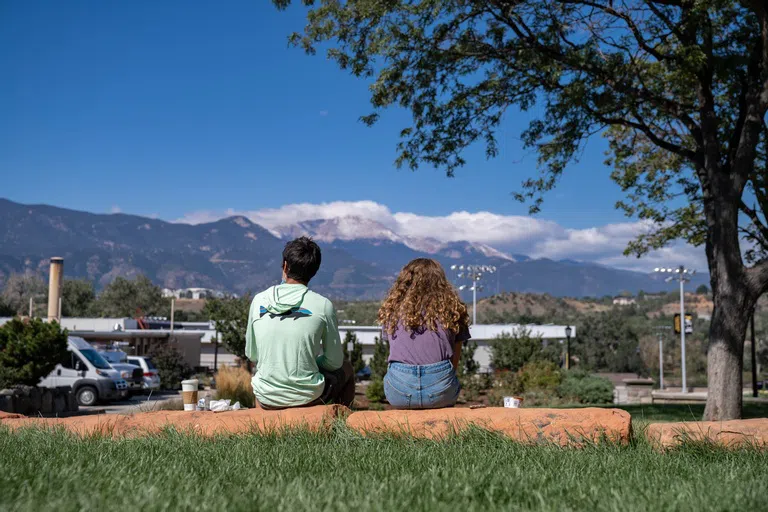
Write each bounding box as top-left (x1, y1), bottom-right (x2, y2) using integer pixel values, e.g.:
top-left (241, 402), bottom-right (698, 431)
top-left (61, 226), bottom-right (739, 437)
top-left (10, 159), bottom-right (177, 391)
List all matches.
top-left (453, 264), bottom-right (497, 325)
top-left (654, 265), bottom-right (695, 393)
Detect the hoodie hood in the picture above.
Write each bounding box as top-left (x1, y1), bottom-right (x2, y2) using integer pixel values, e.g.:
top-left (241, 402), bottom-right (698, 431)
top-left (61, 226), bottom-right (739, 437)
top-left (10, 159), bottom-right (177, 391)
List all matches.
top-left (265, 284), bottom-right (309, 314)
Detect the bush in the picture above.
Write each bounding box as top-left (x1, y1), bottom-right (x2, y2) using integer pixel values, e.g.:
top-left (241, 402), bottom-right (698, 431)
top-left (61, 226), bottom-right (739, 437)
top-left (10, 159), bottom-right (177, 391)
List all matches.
top-left (147, 343), bottom-right (193, 390)
top-left (516, 360), bottom-right (562, 392)
top-left (458, 339), bottom-right (480, 378)
top-left (343, 331), bottom-right (365, 375)
top-left (366, 378), bottom-right (386, 403)
top-left (459, 374), bottom-right (483, 403)
top-left (369, 336), bottom-right (389, 381)
top-left (0, 318), bottom-right (69, 388)
top-left (488, 361), bottom-right (561, 407)
top-left (490, 328), bottom-right (555, 372)
top-left (215, 365), bottom-right (255, 408)
top-left (557, 370), bottom-right (614, 404)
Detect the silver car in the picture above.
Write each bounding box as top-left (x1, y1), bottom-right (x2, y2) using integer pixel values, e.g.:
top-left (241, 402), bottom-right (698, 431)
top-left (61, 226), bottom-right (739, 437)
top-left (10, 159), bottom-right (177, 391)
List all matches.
top-left (100, 351), bottom-right (144, 393)
top-left (126, 356), bottom-right (162, 391)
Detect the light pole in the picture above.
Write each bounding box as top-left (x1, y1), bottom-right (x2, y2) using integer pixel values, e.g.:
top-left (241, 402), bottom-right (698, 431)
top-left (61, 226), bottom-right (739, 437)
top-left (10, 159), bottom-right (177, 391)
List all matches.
top-left (654, 265), bottom-right (695, 393)
top-left (450, 264), bottom-right (496, 325)
top-left (565, 325), bottom-right (572, 370)
top-left (655, 325), bottom-right (672, 390)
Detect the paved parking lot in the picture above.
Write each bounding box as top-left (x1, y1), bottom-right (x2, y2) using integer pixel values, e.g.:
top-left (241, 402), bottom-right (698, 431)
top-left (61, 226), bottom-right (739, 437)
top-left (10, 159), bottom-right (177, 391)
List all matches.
top-left (79, 391), bottom-right (184, 415)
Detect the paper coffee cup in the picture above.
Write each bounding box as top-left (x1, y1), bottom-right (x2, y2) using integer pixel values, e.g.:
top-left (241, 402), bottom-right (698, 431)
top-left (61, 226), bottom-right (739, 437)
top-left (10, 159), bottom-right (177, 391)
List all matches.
top-left (181, 379), bottom-right (199, 412)
top-left (503, 396), bottom-right (522, 408)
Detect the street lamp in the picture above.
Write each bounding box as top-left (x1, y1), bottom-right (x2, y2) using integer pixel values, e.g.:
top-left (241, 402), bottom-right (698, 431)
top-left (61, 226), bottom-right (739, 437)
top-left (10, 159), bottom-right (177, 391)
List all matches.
top-left (654, 265), bottom-right (696, 393)
top-left (451, 264), bottom-right (496, 325)
top-left (564, 325), bottom-right (572, 370)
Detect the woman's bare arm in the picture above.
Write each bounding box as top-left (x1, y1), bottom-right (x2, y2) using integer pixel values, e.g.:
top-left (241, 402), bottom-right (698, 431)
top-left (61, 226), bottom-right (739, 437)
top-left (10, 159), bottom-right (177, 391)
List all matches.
top-left (451, 341), bottom-right (463, 371)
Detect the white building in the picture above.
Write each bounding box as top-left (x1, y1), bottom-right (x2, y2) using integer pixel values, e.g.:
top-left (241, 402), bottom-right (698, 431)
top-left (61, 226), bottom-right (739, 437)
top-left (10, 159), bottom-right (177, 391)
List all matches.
top-left (613, 297), bottom-right (637, 306)
top-left (162, 288), bottom-right (228, 299)
top-left (203, 323), bottom-right (576, 372)
top-left (0, 316), bottom-right (575, 372)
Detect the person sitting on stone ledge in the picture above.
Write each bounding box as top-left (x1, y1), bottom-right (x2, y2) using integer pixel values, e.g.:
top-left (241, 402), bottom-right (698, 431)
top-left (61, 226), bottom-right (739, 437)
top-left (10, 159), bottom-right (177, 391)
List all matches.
top-left (378, 258), bottom-right (470, 409)
top-left (245, 236), bottom-right (354, 409)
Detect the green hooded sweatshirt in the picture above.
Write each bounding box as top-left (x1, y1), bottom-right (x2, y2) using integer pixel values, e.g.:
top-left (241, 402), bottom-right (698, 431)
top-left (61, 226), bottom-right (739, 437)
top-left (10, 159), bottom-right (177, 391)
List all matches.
top-left (245, 283), bottom-right (343, 407)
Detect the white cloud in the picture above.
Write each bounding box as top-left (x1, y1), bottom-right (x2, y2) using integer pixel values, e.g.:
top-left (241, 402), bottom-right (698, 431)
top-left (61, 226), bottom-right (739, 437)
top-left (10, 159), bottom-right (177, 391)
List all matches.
top-left (174, 201), bottom-right (707, 272)
top-left (110, 205), bottom-right (122, 214)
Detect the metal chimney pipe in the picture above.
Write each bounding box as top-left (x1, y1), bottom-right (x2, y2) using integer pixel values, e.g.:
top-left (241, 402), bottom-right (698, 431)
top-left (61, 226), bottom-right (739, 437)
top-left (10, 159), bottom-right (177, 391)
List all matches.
top-left (47, 257), bottom-right (64, 322)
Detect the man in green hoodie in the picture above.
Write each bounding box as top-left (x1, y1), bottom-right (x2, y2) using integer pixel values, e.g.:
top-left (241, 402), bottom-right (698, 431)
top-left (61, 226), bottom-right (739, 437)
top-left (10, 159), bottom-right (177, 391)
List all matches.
top-left (245, 236), bottom-right (355, 409)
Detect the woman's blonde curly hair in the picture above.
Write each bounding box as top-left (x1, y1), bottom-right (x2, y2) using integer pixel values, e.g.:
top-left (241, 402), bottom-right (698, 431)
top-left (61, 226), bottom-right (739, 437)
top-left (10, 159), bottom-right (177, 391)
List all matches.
top-left (378, 258), bottom-right (469, 336)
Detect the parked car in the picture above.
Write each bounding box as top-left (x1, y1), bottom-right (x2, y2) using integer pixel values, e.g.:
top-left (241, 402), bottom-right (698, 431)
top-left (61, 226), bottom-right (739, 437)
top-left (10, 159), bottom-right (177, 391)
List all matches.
top-left (126, 355), bottom-right (162, 391)
top-left (100, 350), bottom-right (144, 393)
top-left (39, 337), bottom-right (129, 406)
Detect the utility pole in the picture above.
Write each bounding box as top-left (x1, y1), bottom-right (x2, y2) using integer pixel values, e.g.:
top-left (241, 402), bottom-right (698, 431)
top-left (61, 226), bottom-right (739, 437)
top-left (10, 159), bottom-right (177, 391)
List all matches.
top-left (170, 298), bottom-right (175, 333)
top-left (655, 266), bottom-right (695, 393)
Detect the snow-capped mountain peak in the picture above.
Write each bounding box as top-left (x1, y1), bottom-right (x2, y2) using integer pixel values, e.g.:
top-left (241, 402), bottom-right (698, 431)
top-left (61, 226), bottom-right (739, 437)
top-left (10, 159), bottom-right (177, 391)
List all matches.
top-left (273, 215), bottom-right (516, 261)
top-left (274, 216), bottom-right (403, 243)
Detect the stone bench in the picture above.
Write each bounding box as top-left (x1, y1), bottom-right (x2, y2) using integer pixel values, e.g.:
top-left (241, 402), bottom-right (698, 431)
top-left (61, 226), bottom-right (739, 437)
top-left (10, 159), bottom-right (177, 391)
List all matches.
top-left (346, 407), bottom-right (632, 446)
top-left (2, 406), bottom-right (632, 445)
top-left (645, 418), bottom-right (768, 450)
top-left (0, 405), bottom-right (348, 437)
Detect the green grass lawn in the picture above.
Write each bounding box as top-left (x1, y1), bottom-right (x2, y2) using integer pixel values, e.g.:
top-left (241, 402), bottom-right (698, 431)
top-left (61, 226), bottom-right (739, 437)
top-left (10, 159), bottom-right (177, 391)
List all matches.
top-left (613, 402), bottom-right (768, 422)
top-left (2, 425), bottom-right (767, 511)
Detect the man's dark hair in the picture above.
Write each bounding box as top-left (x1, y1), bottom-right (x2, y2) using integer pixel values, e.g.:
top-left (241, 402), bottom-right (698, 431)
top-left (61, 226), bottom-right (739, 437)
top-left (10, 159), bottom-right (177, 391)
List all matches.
top-left (282, 237), bottom-right (322, 283)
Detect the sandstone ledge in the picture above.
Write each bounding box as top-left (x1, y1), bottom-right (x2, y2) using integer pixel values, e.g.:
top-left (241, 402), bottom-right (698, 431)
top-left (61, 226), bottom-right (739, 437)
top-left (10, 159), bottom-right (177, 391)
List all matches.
top-left (0, 405), bottom-right (348, 437)
top-left (346, 407), bottom-right (631, 446)
top-left (645, 418), bottom-right (768, 450)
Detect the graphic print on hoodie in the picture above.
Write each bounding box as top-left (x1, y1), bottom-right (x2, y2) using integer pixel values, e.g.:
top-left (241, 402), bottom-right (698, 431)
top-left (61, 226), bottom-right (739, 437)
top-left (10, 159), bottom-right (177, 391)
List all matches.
top-left (245, 283), bottom-right (343, 407)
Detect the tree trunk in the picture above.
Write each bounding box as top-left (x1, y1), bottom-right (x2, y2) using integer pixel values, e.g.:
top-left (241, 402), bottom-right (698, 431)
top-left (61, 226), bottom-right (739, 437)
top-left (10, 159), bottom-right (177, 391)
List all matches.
top-left (702, 188), bottom-right (755, 420)
top-left (703, 289), bottom-right (752, 420)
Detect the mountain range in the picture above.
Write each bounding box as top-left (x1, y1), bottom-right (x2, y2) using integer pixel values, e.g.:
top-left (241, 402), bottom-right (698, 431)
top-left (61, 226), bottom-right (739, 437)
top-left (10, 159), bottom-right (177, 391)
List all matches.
top-left (0, 198), bottom-right (708, 300)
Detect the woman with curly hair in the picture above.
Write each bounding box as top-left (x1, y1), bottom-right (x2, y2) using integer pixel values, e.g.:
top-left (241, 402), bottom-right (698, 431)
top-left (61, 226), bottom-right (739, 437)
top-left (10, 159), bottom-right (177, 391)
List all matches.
top-left (377, 258), bottom-right (471, 409)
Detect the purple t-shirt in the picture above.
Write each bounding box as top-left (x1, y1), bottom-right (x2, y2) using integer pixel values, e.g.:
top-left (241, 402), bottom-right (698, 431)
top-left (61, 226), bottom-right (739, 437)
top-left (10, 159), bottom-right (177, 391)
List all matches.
top-left (386, 321), bottom-right (471, 366)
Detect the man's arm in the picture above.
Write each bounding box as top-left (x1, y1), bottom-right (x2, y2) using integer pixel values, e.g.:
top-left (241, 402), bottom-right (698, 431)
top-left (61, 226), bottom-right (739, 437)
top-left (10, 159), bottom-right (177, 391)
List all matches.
top-left (244, 305), bottom-right (258, 365)
top-left (316, 300), bottom-right (343, 371)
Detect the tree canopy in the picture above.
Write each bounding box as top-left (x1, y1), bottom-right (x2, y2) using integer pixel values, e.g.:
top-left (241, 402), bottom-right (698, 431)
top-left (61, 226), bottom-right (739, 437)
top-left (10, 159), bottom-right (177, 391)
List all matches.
top-left (61, 279), bottom-right (96, 317)
top-left (91, 275), bottom-right (168, 318)
top-left (203, 295), bottom-right (252, 362)
top-left (0, 273), bottom-right (46, 316)
top-left (276, 0), bottom-right (767, 264)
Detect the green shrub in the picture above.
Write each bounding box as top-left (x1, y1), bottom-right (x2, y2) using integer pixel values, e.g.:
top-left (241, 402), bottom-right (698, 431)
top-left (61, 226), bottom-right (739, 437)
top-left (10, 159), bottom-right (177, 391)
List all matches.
top-left (459, 374), bottom-right (483, 402)
top-left (369, 337), bottom-right (389, 380)
top-left (458, 339), bottom-right (480, 378)
top-left (0, 318), bottom-right (69, 388)
top-left (557, 370), bottom-right (614, 404)
top-left (343, 331), bottom-right (365, 375)
top-left (490, 328), bottom-right (556, 372)
top-left (147, 343), bottom-right (193, 390)
top-left (516, 360), bottom-right (562, 392)
top-left (366, 378), bottom-right (386, 403)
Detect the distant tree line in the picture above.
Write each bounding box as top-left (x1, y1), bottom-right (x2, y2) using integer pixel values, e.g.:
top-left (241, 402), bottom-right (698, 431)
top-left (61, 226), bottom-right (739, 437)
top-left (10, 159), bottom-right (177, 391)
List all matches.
top-left (0, 273), bottom-right (201, 320)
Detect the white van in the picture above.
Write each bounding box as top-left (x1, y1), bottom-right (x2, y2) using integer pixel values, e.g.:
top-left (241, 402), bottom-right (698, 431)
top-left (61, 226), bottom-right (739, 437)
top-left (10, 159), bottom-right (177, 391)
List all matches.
top-left (40, 337), bottom-right (129, 406)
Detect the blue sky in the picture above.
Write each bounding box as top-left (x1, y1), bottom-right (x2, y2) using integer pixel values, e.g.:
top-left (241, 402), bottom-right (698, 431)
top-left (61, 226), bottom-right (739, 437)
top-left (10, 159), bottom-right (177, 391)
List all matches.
top-left (0, 1), bottom-right (709, 271)
top-left (0, 0), bottom-right (628, 228)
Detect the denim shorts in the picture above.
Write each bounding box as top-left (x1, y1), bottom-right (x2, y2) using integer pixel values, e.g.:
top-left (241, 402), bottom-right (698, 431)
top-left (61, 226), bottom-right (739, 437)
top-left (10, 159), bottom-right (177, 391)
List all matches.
top-left (383, 360), bottom-right (460, 409)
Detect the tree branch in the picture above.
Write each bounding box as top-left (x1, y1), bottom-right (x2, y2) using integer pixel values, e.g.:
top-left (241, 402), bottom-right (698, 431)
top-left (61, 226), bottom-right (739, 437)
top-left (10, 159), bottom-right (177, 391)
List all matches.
top-left (740, 199), bottom-right (768, 242)
top-left (747, 258), bottom-right (768, 296)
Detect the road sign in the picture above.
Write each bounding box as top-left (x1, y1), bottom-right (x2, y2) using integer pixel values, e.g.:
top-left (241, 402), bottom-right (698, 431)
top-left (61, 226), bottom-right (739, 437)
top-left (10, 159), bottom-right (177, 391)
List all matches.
top-left (674, 313), bottom-right (693, 335)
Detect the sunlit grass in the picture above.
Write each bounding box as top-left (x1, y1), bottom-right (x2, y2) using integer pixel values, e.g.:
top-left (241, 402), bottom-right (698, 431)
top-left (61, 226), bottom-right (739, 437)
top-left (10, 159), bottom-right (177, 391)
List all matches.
top-left (1, 423), bottom-right (766, 511)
